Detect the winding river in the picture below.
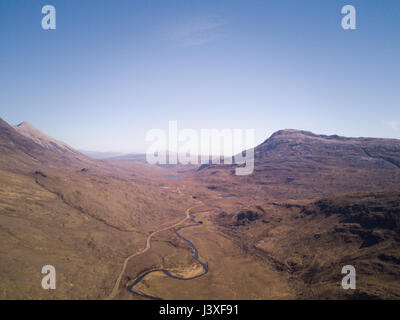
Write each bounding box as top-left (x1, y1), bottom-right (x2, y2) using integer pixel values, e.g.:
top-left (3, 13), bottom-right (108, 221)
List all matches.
top-left (126, 196), bottom-right (231, 300)
top-left (127, 221), bottom-right (208, 300)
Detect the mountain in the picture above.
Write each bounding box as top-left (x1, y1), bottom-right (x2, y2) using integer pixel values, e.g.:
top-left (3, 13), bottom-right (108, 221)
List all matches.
top-left (0, 118), bottom-right (50, 171)
top-left (14, 122), bottom-right (79, 155)
top-left (190, 129), bottom-right (400, 299)
top-left (254, 129), bottom-right (400, 169)
top-left (0, 118), bottom-right (194, 299)
top-left (152, 131), bottom-right (400, 301)
top-left (0, 118), bottom-right (45, 154)
top-left (193, 129), bottom-right (400, 201)
top-left (0, 118), bottom-right (96, 173)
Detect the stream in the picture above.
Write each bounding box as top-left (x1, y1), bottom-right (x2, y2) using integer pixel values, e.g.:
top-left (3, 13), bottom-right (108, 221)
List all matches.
top-left (126, 196), bottom-right (232, 300)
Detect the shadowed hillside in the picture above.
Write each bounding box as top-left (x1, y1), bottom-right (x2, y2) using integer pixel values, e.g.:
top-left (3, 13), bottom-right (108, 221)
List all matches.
top-left (214, 189), bottom-right (400, 299)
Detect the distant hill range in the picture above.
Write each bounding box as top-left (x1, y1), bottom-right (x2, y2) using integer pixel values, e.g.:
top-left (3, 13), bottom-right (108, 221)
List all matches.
top-left (102, 153), bottom-right (148, 162)
top-left (79, 150), bottom-right (128, 160)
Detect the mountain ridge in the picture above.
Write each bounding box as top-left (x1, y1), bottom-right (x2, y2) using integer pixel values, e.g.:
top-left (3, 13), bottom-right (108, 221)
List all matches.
top-left (13, 121), bottom-right (79, 155)
top-left (267, 128), bottom-right (400, 142)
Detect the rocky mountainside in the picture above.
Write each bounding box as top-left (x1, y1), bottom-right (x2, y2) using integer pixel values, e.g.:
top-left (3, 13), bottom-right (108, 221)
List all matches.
top-left (214, 189), bottom-right (400, 299)
top-left (193, 129), bottom-right (400, 201)
top-left (254, 129), bottom-right (400, 169)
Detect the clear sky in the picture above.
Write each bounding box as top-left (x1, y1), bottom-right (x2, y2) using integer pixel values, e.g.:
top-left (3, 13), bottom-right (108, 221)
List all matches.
top-left (0, 0), bottom-right (399, 153)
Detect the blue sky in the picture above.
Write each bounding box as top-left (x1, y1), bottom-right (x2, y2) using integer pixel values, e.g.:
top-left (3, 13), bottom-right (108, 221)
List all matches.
top-left (0, 0), bottom-right (399, 153)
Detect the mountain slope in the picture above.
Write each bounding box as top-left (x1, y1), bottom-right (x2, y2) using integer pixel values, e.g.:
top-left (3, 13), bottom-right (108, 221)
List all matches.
top-left (0, 118), bottom-right (93, 172)
top-left (214, 189), bottom-right (400, 299)
top-left (0, 118), bottom-right (42, 156)
top-left (254, 129), bottom-right (400, 169)
top-left (14, 122), bottom-right (79, 154)
top-left (0, 118), bottom-right (193, 299)
top-left (193, 129), bottom-right (400, 201)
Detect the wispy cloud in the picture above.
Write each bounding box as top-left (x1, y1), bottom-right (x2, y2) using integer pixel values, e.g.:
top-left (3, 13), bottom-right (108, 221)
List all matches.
top-left (165, 16), bottom-right (228, 47)
top-left (385, 121), bottom-right (400, 130)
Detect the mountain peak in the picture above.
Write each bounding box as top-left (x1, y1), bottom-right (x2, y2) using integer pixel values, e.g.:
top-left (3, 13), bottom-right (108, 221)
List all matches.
top-left (13, 121), bottom-right (78, 154)
top-left (271, 128), bottom-right (313, 136)
top-left (16, 121), bottom-right (34, 128)
top-left (267, 129), bottom-right (347, 142)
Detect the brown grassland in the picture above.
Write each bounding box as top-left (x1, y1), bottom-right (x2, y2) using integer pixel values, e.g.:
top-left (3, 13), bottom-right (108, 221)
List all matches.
top-left (0, 119), bottom-right (399, 299)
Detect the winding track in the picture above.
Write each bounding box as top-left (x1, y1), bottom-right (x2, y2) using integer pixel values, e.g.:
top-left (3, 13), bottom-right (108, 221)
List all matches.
top-left (126, 222), bottom-right (208, 300)
top-left (105, 187), bottom-right (204, 300)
